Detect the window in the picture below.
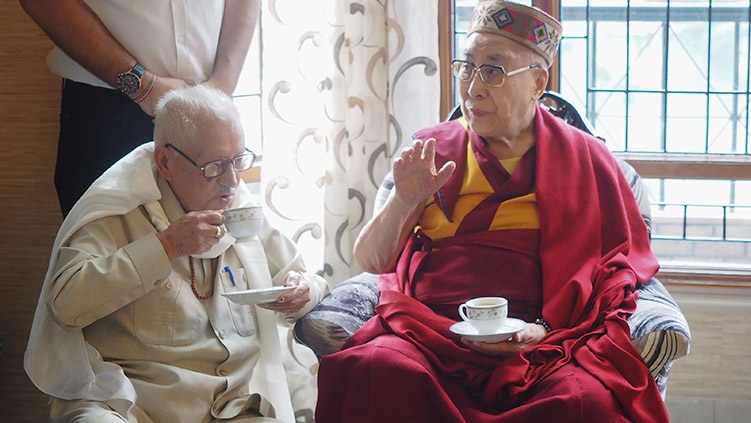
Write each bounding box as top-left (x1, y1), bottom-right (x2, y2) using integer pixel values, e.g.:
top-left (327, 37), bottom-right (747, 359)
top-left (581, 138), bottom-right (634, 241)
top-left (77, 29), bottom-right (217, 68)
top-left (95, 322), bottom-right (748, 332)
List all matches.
top-left (449, 0), bottom-right (751, 272)
top-left (233, 22), bottom-right (263, 187)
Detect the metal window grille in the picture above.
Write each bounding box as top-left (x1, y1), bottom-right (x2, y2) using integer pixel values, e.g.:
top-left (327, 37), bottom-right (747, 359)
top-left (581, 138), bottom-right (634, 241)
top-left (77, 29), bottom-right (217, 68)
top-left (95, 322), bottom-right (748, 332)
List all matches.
top-left (452, 1), bottom-right (751, 265)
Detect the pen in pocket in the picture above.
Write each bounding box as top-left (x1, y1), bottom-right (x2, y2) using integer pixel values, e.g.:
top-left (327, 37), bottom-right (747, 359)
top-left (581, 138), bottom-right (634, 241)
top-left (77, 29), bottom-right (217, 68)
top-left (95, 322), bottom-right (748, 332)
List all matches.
top-left (223, 265), bottom-right (237, 287)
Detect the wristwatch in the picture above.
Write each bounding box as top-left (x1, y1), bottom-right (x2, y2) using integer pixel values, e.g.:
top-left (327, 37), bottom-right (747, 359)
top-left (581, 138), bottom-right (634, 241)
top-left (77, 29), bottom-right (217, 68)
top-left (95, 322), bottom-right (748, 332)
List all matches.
top-left (116, 63), bottom-right (146, 96)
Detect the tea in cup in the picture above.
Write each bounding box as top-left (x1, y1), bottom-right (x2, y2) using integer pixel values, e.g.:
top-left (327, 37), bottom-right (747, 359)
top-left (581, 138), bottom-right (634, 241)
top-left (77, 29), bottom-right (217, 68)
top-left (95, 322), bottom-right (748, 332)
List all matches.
top-left (223, 205), bottom-right (263, 239)
top-left (458, 297), bottom-right (508, 334)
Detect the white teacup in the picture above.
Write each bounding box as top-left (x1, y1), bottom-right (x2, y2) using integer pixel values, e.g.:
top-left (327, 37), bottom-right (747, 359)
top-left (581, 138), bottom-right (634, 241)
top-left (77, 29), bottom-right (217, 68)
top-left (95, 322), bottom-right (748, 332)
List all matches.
top-left (458, 297), bottom-right (508, 334)
top-left (223, 205), bottom-right (263, 239)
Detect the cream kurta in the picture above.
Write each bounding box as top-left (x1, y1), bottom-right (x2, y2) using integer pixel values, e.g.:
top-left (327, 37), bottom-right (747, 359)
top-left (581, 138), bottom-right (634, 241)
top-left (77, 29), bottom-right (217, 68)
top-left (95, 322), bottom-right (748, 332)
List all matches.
top-left (26, 143), bottom-right (326, 422)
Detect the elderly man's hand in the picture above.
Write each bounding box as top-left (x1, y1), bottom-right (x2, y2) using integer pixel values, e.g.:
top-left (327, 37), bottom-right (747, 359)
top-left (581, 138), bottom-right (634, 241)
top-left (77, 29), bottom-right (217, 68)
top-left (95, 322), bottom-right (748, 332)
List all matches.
top-left (259, 270), bottom-right (311, 314)
top-left (157, 210), bottom-right (225, 261)
top-left (460, 322), bottom-right (548, 358)
top-left (393, 138), bottom-right (456, 208)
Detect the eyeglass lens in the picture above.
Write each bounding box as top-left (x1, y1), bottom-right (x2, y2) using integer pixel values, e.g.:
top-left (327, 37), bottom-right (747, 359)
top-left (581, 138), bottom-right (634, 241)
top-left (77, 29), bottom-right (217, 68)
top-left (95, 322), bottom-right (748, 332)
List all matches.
top-left (453, 61), bottom-right (506, 86)
top-left (203, 154), bottom-right (255, 178)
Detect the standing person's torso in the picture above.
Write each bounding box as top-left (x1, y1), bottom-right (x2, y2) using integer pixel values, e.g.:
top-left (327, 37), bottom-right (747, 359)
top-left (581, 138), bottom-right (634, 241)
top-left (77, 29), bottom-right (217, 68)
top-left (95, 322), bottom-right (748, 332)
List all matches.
top-left (47, 0), bottom-right (226, 88)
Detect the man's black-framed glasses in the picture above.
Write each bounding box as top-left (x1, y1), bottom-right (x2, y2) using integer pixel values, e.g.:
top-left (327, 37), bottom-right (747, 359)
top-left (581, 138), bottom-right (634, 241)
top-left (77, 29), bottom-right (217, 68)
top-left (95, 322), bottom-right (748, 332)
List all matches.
top-left (451, 60), bottom-right (539, 87)
top-left (166, 143), bottom-right (256, 178)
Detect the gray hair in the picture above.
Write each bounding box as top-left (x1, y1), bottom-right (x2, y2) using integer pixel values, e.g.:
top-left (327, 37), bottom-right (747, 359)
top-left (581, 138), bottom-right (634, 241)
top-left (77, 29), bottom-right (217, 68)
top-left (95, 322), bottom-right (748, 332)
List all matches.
top-left (153, 84), bottom-right (242, 148)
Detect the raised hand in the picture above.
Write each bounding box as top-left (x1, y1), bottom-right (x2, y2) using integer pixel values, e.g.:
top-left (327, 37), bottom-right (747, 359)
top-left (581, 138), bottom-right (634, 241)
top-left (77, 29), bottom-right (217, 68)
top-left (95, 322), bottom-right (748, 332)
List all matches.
top-left (393, 138), bottom-right (456, 208)
top-left (156, 210), bottom-right (225, 261)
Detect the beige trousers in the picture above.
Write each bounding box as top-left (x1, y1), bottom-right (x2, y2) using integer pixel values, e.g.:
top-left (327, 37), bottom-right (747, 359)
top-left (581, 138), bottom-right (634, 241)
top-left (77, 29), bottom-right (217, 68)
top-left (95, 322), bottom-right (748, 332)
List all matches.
top-left (49, 398), bottom-right (285, 423)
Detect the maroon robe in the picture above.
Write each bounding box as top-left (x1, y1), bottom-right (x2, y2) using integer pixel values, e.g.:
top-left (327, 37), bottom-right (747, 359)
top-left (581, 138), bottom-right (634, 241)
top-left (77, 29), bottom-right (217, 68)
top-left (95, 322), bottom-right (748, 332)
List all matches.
top-left (316, 106), bottom-right (668, 423)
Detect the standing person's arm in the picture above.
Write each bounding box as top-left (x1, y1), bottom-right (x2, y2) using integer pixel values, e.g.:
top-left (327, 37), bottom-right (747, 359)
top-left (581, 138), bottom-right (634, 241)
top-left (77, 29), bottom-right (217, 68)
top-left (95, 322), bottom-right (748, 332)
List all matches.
top-left (18, 0), bottom-right (187, 116)
top-left (20, 0), bottom-right (135, 88)
top-left (204, 0), bottom-right (262, 95)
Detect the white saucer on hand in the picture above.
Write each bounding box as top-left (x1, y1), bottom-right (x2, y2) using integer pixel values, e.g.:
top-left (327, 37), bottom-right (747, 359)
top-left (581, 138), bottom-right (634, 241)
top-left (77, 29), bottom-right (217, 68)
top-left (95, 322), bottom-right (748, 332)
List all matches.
top-left (221, 286), bottom-right (296, 305)
top-left (449, 317), bottom-right (526, 343)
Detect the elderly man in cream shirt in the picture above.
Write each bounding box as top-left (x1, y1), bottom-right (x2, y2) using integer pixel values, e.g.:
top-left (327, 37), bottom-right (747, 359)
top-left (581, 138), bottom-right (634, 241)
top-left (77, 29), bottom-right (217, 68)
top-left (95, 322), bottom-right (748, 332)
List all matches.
top-left (25, 84), bottom-right (328, 423)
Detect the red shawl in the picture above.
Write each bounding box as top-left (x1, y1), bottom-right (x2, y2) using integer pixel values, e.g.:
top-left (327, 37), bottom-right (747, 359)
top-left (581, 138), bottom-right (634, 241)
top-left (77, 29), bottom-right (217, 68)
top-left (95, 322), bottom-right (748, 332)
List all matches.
top-left (347, 105), bottom-right (667, 422)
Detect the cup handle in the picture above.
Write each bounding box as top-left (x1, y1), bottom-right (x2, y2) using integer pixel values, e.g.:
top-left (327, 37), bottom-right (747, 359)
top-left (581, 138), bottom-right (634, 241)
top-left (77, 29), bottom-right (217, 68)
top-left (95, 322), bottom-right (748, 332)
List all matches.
top-left (458, 304), bottom-right (469, 322)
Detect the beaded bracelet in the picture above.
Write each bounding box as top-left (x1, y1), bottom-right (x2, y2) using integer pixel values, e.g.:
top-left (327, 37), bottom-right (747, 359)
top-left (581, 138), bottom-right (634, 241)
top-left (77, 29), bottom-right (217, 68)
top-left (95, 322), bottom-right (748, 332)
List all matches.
top-left (534, 318), bottom-right (552, 333)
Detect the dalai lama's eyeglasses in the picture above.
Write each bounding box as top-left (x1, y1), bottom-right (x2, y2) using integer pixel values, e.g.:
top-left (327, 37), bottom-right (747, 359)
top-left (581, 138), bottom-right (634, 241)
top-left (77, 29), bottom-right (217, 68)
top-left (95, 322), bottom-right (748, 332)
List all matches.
top-left (452, 60), bottom-right (539, 87)
top-left (166, 143), bottom-right (256, 178)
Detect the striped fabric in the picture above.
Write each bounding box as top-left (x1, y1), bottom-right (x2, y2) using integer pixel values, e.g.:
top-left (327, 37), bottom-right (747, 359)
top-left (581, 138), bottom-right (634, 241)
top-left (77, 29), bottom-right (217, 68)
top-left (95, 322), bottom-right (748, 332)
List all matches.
top-left (629, 277), bottom-right (691, 396)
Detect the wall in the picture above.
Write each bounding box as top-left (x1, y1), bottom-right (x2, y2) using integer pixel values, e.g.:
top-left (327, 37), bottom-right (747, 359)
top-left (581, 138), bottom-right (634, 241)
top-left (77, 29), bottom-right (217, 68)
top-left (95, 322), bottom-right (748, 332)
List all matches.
top-left (0, 1), bottom-right (62, 420)
top-left (667, 284), bottom-right (751, 400)
top-left (664, 282), bottom-right (751, 422)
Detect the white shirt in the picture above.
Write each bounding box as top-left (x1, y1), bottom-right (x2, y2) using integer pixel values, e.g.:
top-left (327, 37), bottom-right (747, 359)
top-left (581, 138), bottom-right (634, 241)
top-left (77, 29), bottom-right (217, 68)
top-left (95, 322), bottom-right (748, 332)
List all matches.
top-left (47, 0), bottom-right (225, 88)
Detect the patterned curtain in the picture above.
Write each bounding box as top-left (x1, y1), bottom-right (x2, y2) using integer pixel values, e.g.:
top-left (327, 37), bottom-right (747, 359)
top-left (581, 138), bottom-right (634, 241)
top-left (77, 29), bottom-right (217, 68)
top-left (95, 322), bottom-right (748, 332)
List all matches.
top-left (260, 0), bottom-right (440, 285)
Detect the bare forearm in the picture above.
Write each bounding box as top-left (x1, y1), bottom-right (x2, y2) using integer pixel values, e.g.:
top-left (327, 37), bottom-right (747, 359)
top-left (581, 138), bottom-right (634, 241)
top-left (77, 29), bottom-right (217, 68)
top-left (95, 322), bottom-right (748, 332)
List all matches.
top-left (206, 0), bottom-right (261, 94)
top-left (355, 139), bottom-right (457, 272)
top-left (20, 0), bottom-right (136, 88)
top-left (353, 191), bottom-right (424, 274)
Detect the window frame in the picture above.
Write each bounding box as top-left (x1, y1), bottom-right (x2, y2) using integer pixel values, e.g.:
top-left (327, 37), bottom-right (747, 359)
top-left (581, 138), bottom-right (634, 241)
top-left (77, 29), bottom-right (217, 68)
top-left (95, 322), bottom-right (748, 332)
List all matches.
top-left (439, 0), bottom-right (751, 283)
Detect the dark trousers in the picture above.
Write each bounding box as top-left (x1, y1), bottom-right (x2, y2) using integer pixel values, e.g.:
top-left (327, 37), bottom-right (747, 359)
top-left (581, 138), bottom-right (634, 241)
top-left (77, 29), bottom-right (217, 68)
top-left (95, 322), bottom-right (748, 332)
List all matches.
top-left (55, 80), bottom-right (155, 216)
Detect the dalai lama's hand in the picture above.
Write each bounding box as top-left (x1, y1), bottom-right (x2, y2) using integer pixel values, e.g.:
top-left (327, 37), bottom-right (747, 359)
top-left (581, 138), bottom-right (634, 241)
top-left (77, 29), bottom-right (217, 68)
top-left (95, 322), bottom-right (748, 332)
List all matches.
top-left (461, 322), bottom-right (548, 357)
top-left (393, 138), bottom-right (456, 207)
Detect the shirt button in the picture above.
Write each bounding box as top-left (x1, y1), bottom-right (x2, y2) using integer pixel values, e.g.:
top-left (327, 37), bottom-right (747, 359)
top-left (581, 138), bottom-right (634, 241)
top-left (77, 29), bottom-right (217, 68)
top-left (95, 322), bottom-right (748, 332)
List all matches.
top-left (218, 369), bottom-right (228, 376)
top-left (165, 281), bottom-right (175, 290)
top-left (218, 330), bottom-right (226, 339)
top-left (178, 36), bottom-right (185, 44)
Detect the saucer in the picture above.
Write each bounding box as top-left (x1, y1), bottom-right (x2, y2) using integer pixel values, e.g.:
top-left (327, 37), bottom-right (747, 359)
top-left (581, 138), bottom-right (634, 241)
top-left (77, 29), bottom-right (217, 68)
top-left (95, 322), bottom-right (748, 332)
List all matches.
top-left (221, 286), bottom-right (296, 305)
top-left (449, 318), bottom-right (526, 343)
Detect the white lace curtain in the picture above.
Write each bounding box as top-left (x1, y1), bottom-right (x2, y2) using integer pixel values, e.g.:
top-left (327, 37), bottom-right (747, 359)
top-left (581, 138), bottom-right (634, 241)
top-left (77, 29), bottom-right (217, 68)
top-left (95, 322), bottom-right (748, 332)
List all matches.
top-left (259, 0), bottom-right (440, 284)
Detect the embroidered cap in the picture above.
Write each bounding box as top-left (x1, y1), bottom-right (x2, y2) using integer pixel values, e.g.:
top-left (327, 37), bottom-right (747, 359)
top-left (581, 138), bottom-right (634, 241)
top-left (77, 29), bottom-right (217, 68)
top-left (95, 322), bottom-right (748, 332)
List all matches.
top-left (468, 1), bottom-right (562, 67)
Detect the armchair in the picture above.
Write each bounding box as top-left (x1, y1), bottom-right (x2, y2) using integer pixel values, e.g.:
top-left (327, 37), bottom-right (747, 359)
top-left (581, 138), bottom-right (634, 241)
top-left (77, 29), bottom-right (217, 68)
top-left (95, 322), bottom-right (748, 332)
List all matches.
top-left (295, 91), bottom-right (691, 397)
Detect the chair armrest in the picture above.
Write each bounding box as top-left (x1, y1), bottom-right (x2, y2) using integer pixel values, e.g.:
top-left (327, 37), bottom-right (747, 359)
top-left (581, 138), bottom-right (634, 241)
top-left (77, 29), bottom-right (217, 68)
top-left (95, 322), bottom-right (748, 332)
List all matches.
top-left (293, 273), bottom-right (379, 359)
top-left (629, 277), bottom-right (691, 396)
